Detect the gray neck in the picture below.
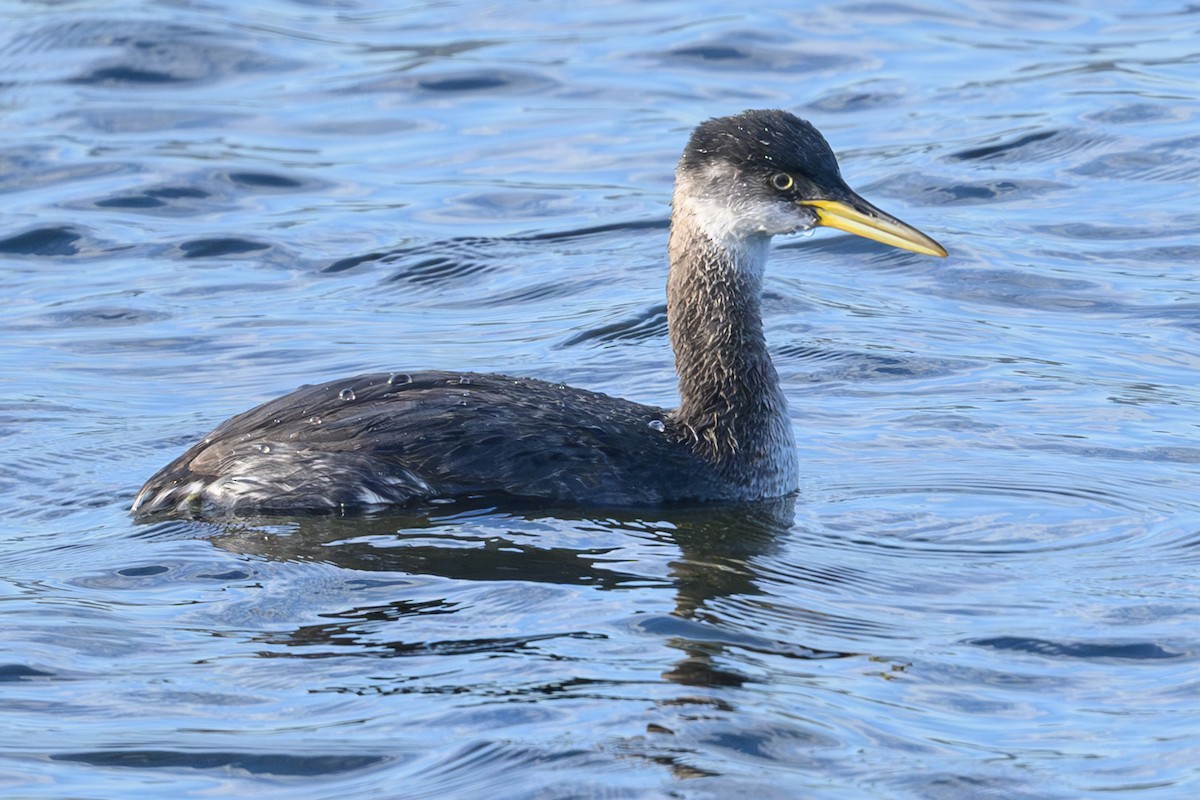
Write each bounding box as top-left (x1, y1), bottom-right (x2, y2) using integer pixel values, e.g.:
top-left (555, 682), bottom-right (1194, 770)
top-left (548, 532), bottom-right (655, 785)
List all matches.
top-left (665, 186), bottom-right (798, 495)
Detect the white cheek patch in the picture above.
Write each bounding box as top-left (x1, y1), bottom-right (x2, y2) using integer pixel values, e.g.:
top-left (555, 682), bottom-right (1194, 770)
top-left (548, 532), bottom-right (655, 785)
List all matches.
top-left (689, 194), bottom-right (754, 241)
top-left (681, 163), bottom-right (818, 241)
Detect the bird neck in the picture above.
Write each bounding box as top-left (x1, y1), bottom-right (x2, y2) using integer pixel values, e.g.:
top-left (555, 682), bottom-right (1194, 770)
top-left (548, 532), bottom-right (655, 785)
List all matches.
top-left (665, 187), bottom-right (798, 493)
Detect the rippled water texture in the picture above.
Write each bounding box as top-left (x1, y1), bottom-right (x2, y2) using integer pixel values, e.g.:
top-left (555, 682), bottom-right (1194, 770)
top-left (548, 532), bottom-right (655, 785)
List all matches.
top-left (2, 1), bottom-right (1200, 797)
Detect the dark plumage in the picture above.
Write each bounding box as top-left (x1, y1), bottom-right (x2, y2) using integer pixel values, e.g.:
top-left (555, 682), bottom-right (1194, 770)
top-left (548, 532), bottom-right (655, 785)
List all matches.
top-left (133, 109), bottom-right (945, 517)
top-left (138, 371), bottom-right (731, 513)
top-left (679, 108), bottom-right (843, 191)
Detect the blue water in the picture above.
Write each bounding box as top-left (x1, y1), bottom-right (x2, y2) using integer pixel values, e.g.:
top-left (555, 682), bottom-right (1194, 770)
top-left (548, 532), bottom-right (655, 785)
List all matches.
top-left (3, 0), bottom-right (1200, 797)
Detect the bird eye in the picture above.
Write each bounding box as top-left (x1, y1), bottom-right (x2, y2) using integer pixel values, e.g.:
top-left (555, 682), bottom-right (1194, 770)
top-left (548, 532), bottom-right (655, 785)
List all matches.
top-left (770, 172), bottom-right (794, 191)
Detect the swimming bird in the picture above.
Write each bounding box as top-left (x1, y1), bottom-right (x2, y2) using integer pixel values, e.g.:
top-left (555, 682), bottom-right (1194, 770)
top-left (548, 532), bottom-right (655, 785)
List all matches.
top-left (132, 109), bottom-right (946, 516)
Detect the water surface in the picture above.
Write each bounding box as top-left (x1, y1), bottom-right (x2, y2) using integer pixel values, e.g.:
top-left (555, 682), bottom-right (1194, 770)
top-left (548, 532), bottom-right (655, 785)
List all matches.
top-left (2, 1), bottom-right (1200, 797)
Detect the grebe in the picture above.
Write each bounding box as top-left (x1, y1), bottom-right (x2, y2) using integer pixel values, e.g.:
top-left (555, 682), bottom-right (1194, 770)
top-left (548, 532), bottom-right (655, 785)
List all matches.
top-left (133, 109), bottom-right (946, 516)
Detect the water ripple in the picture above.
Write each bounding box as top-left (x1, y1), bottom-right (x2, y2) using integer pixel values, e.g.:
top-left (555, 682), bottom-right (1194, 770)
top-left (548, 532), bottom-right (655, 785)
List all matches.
top-left (948, 126), bottom-right (1109, 164)
top-left (52, 750), bottom-right (385, 776)
top-left (659, 33), bottom-right (867, 73)
top-left (1072, 135), bottom-right (1200, 182)
top-left (0, 226), bottom-right (87, 256)
top-left (4, 2), bottom-right (1200, 798)
top-left (967, 636), bottom-right (1188, 662)
top-left (351, 69), bottom-right (558, 96)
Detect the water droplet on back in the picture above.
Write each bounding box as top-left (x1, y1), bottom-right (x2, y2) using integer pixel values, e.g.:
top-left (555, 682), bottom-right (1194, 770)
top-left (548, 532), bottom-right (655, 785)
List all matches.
top-left (388, 372), bottom-right (412, 386)
top-left (339, 388), bottom-right (356, 401)
top-left (648, 419), bottom-right (665, 432)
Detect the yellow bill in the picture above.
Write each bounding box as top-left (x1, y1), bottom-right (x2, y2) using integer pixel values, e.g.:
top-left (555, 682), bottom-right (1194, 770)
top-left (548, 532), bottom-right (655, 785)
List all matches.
top-left (800, 198), bottom-right (947, 258)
